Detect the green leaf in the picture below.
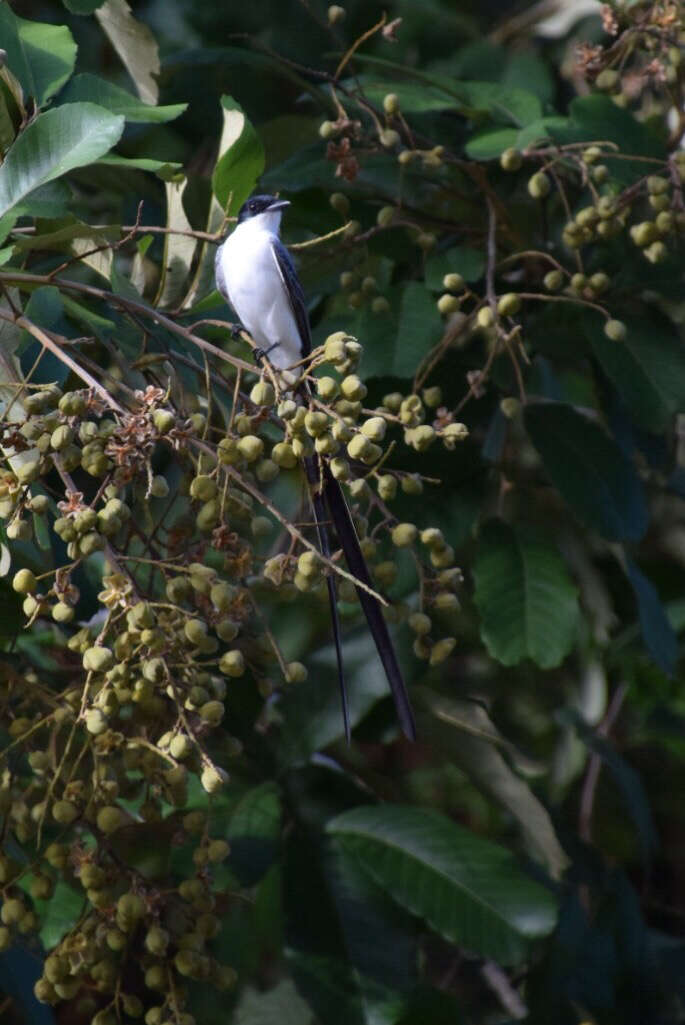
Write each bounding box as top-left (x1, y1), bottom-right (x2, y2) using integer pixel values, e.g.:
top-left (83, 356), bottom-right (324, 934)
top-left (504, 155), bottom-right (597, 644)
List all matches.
top-left (212, 95), bottom-right (265, 217)
top-left (95, 154), bottom-right (183, 178)
top-left (278, 628), bottom-right (400, 763)
top-left (19, 286), bottom-right (72, 388)
top-left (425, 245), bottom-right (485, 287)
top-left (564, 710), bottom-right (657, 856)
top-left (473, 520), bottom-right (579, 669)
top-left (38, 880), bottom-right (83, 948)
top-left (626, 558), bottom-right (678, 676)
top-left (0, 85), bottom-right (16, 156)
top-left (227, 782), bottom-right (282, 885)
top-left (420, 690), bottom-right (569, 879)
top-left (359, 80), bottom-right (461, 113)
top-left (548, 95), bottom-right (665, 184)
top-left (0, 6), bottom-right (77, 107)
top-left (11, 217), bottom-right (119, 253)
top-left (465, 127), bottom-right (518, 159)
top-left (327, 805), bottom-right (558, 966)
top-left (60, 73), bottom-right (187, 123)
top-left (585, 312), bottom-right (685, 433)
top-left (524, 401), bottom-right (648, 541)
top-left (289, 952), bottom-right (405, 1025)
top-left (457, 82), bottom-right (542, 127)
top-left (0, 103), bottom-right (125, 219)
top-left (516, 116), bottom-right (569, 150)
top-left (392, 281), bottom-right (442, 378)
top-left (0, 182), bottom-right (71, 237)
top-left (94, 0), bottom-right (160, 104)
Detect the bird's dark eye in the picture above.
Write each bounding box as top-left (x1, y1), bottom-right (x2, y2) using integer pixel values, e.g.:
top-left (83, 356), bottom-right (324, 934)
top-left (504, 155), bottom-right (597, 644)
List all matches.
top-left (249, 202), bottom-right (257, 212)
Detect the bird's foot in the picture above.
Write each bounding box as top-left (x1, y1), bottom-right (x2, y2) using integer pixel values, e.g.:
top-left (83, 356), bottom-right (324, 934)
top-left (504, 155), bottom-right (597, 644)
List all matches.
top-left (230, 322), bottom-right (245, 338)
top-left (253, 343), bottom-right (280, 365)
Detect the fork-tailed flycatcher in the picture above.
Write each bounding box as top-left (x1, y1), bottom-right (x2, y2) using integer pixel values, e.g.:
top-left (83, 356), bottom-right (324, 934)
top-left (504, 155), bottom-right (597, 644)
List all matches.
top-left (215, 194), bottom-right (416, 741)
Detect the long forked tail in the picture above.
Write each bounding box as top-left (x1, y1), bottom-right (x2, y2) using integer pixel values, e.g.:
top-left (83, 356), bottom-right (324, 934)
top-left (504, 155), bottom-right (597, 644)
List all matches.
top-left (321, 462), bottom-right (417, 741)
top-left (303, 454), bottom-right (350, 741)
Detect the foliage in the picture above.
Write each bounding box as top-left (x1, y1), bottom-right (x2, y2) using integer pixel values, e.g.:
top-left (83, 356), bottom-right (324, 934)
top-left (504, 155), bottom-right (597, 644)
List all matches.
top-left (0, 1), bottom-right (683, 1023)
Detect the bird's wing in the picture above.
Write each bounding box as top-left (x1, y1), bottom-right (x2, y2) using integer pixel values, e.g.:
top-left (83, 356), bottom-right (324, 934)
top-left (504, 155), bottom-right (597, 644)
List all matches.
top-left (270, 238), bottom-right (312, 357)
top-left (323, 464), bottom-right (417, 741)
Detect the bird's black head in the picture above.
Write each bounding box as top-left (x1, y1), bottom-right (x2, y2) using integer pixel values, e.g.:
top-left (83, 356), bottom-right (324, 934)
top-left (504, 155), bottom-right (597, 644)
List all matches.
top-left (237, 194), bottom-right (290, 224)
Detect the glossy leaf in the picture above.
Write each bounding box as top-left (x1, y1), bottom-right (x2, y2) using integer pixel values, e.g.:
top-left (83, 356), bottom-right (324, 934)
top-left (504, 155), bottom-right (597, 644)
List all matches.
top-left (473, 520), bottom-right (579, 669)
top-left (0, 6), bottom-right (77, 107)
top-left (212, 95), bottom-right (265, 216)
top-left (0, 103), bottom-right (124, 219)
top-left (524, 401), bottom-right (648, 541)
top-left (328, 805), bottom-right (558, 965)
top-left (95, 0), bottom-right (160, 104)
top-left (60, 73), bottom-right (187, 123)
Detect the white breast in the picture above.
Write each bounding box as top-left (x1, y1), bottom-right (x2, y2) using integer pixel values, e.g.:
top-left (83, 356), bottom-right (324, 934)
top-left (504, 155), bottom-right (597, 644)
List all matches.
top-left (218, 220), bottom-right (303, 371)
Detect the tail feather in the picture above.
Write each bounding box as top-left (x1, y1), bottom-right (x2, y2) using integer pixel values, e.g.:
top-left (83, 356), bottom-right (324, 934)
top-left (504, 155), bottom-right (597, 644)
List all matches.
top-left (304, 455), bottom-right (350, 741)
top-left (322, 464), bottom-right (417, 741)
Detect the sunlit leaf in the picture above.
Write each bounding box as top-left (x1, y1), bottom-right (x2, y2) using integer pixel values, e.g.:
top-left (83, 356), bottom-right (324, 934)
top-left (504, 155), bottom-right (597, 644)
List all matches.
top-left (212, 95), bottom-right (265, 216)
top-left (155, 177), bottom-right (197, 308)
top-left (0, 5), bottom-right (77, 107)
top-left (95, 0), bottom-right (160, 104)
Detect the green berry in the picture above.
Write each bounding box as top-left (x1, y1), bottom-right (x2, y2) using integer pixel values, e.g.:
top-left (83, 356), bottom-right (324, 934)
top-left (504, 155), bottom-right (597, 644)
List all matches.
top-left (97, 805), bottom-right (123, 833)
top-left (329, 192), bottom-right (350, 216)
top-left (543, 269), bottom-right (563, 291)
top-left (477, 306), bottom-right (494, 328)
top-left (443, 273), bottom-right (464, 292)
top-left (82, 646), bottom-right (114, 673)
top-left (604, 319), bottom-right (626, 342)
top-left (500, 147), bottom-right (522, 171)
top-left (437, 293), bottom-right (460, 315)
top-left (497, 292), bottom-right (522, 317)
top-left (12, 568), bottom-right (37, 594)
top-left (153, 409), bottom-right (176, 434)
top-left (219, 649), bottom-right (245, 677)
top-left (391, 522), bottom-right (418, 547)
top-left (527, 171), bottom-right (550, 199)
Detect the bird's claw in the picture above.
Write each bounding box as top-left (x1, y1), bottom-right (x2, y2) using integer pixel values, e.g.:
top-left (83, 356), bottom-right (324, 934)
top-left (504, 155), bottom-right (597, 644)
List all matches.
top-left (230, 322), bottom-right (244, 339)
top-left (253, 343), bottom-right (279, 366)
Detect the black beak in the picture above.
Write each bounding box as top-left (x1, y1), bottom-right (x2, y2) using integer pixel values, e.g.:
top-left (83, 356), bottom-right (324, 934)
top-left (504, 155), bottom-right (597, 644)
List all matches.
top-left (267, 198), bottom-right (290, 212)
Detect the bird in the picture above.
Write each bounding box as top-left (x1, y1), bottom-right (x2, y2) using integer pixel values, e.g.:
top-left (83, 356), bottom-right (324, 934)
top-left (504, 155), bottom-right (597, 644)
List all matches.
top-left (215, 193), bottom-right (416, 741)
